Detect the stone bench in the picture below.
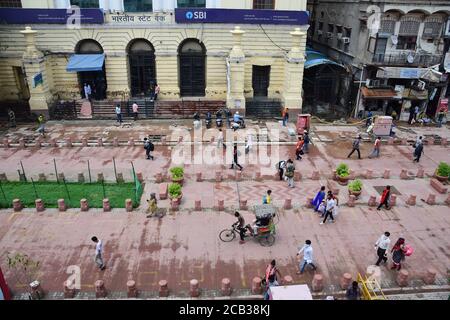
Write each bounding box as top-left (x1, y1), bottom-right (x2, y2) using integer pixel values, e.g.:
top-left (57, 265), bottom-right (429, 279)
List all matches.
top-left (159, 183), bottom-right (168, 200)
top-left (327, 180), bottom-right (340, 195)
top-left (430, 178), bottom-right (448, 194)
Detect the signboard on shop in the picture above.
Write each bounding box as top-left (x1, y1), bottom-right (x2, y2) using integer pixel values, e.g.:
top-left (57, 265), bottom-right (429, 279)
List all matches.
top-left (106, 12), bottom-right (172, 24)
top-left (0, 8), bottom-right (104, 24)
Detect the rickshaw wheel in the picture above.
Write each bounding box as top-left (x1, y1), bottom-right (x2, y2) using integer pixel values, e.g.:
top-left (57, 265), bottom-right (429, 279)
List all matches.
top-left (219, 229), bottom-right (236, 242)
top-left (259, 234), bottom-right (275, 247)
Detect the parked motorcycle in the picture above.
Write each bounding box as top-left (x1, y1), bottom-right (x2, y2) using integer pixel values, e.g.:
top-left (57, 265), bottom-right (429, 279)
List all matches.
top-left (216, 110), bottom-right (223, 128)
top-left (205, 111), bottom-right (212, 129)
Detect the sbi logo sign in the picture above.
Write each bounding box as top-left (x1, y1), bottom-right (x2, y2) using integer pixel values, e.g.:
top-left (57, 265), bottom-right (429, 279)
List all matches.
top-left (185, 11), bottom-right (207, 20)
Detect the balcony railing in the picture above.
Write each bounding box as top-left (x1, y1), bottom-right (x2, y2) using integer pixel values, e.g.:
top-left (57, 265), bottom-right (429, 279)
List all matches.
top-left (372, 52), bottom-right (443, 67)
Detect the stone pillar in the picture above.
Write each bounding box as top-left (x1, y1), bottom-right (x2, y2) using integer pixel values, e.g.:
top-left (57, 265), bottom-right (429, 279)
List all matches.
top-left (426, 194), bottom-right (436, 205)
top-left (368, 196), bottom-right (377, 207)
top-left (283, 275), bottom-right (293, 285)
top-left (49, 138), bottom-right (57, 147)
top-left (2, 138), bottom-right (9, 148)
top-left (125, 199), bottom-right (133, 212)
top-left (57, 173), bottom-right (65, 182)
top-left (95, 280), bottom-right (107, 298)
top-left (281, 28), bottom-right (307, 115)
top-left (66, 138), bottom-right (72, 148)
top-left (35, 199), bottom-right (45, 212)
top-left (348, 195), bottom-right (356, 207)
top-left (80, 198), bottom-right (89, 211)
top-left (390, 194), bottom-right (397, 207)
top-left (400, 169), bottom-right (409, 179)
top-left (196, 172), bottom-right (202, 182)
top-left (103, 198), bottom-right (111, 212)
top-left (406, 195), bottom-right (416, 206)
top-left (215, 171), bottom-right (222, 182)
top-left (221, 278), bottom-right (232, 296)
top-left (190, 279), bottom-right (200, 297)
top-left (236, 171), bottom-right (242, 181)
top-left (416, 168), bottom-right (424, 178)
top-left (58, 199), bottom-right (67, 212)
top-left (226, 26), bottom-right (246, 112)
top-left (311, 274), bottom-right (324, 292)
top-left (445, 194), bottom-right (450, 206)
top-left (127, 280), bottom-right (137, 298)
top-left (20, 27), bottom-right (52, 116)
top-left (365, 169), bottom-right (373, 179)
top-left (306, 197), bottom-right (313, 208)
top-left (30, 280), bottom-right (44, 299)
top-left (294, 171), bottom-right (301, 181)
top-left (81, 138), bottom-right (88, 147)
top-left (128, 139), bottom-right (134, 147)
top-left (284, 198), bottom-right (292, 210)
top-left (423, 268), bottom-right (437, 285)
top-left (155, 172), bottom-right (163, 183)
top-left (217, 200), bottom-right (224, 211)
top-left (396, 270), bottom-right (409, 287)
top-left (255, 172), bottom-right (262, 181)
top-left (195, 200), bottom-right (202, 211)
top-left (311, 171), bottom-right (320, 180)
top-left (78, 173), bottom-right (85, 183)
top-left (13, 199), bottom-right (23, 212)
top-left (340, 273), bottom-right (352, 290)
top-left (251, 277), bottom-right (263, 294)
top-left (159, 280), bottom-right (169, 297)
top-left (239, 199), bottom-right (247, 210)
top-left (97, 138), bottom-right (103, 147)
top-left (383, 169), bottom-right (390, 179)
top-left (63, 280), bottom-right (75, 299)
top-left (18, 138), bottom-right (25, 148)
top-left (113, 137), bottom-right (119, 147)
top-left (136, 172), bottom-right (143, 183)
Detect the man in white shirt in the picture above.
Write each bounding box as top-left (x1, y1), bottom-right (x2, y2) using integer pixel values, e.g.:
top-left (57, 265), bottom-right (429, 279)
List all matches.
top-left (84, 83), bottom-right (91, 100)
top-left (91, 236), bottom-right (106, 270)
top-left (115, 104), bottom-right (122, 124)
top-left (320, 194), bottom-right (336, 225)
top-left (132, 103), bottom-right (139, 121)
top-left (374, 231), bottom-right (391, 266)
top-left (296, 240), bottom-right (317, 274)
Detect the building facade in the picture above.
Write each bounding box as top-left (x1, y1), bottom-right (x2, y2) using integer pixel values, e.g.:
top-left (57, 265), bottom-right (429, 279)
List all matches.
top-left (307, 0), bottom-right (450, 121)
top-left (0, 0), bottom-right (309, 119)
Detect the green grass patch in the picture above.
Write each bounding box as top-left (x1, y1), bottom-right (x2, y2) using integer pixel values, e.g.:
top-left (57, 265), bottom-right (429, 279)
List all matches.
top-left (0, 181), bottom-right (143, 209)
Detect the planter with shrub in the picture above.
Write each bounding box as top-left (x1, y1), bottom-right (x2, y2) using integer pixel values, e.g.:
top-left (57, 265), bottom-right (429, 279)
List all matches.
top-left (170, 167), bottom-right (184, 186)
top-left (435, 162), bottom-right (450, 182)
top-left (335, 163), bottom-right (350, 185)
top-left (168, 183), bottom-right (183, 205)
top-left (348, 179), bottom-right (363, 198)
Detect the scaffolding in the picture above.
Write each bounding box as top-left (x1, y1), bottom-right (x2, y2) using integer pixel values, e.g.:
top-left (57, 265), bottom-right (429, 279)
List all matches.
top-left (357, 273), bottom-right (387, 300)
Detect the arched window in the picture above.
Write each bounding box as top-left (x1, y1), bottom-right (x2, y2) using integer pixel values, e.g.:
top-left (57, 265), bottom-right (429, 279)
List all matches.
top-left (178, 39), bottom-right (206, 97)
top-left (76, 39), bottom-right (103, 54)
top-left (128, 39), bottom-right (156, 96)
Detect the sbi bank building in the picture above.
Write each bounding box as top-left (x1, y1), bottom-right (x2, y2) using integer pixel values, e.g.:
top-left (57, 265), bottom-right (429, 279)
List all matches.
top-left (0, 0), bottom-right (309, 119)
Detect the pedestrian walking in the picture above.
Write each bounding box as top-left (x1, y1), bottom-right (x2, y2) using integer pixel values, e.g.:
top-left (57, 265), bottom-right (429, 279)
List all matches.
top-left (217, 128), bottom-right (225, 148)
top-left (230, 144), bottom-right (243, 171)
top-left (276, 160), bottom-right (286, 181)
top-left (296, 240), bottom-right (317, 274)
top-left (115, 104), bottom-right (123, 124)
top-left (413, 143), bottom-right (424, 162)
top-left (437, 107), bottom-right (446, 127)
top-left (346, 281), bottom-right (361, 300)
top-left (347, 135), bottom-right (362, 159)
top-left (36, 114), bottom-right (46, 137)
top-left (368, 136), bottom-right (381, 158)
top-left (295, 136), bottom-right (304, 160)
top-left (132, 102), bottom-right (139, 121)
top-left (366, 110), bottom-right (373, 127)
top-left (245, 133), bottom-right (253, 154)
top-left (152, 83), bottom-right (160, 101)
top-left (143, 137), bottom-right (154, 160)
top-left (264, 260), bottom-right (282, 300)
top-left (320, 193), bottom-right (335, 224)
top-left (377, 185), bottom-right (390, 210)
top-left (414, 136), bottom-right (423, 148)
top-left (374, 231), bottom-right (391, 266)
top-left (311, 186), bottom-right (326, 212)
top-left (303, 131), bottom-right (310, 153)
top-left (7, 108), bottom-right (16, 128)
top-left (282, 107), bottom-right (289, 127)
top-left (84, 83), bottom-right (92, 100)
top-left (263, 190), bottom-right (272, 204)
top-left (146, 193), bottom-right (158, 218)
top-left (91, 236), bottom-right (106, 270)
top-left (391, 238), bottom-right (407, 271)
top-left (285, 159), bottom-right (295, 188)
top-left (408, 106), bottom-right (415, 125)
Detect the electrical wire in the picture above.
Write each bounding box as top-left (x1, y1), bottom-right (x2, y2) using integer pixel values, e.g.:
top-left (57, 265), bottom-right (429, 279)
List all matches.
top-left (258, 24), bottom-right (289, 53)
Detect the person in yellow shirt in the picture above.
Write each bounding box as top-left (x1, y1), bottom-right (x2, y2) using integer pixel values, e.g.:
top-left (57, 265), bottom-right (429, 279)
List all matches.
top-left (263, 190), bottom-right (272, 204)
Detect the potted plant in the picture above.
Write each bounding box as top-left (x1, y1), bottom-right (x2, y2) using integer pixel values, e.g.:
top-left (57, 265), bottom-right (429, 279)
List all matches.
top-left (435, 162), bottom-right (450, 182)
top-left (335, 163), bottom-right (350, 185)
top-left (170, 167), bottom-right (184, 186)
top-left (348, 179), bottom-right (363, 198)
top-left (168, 183), bottom-right (182, 205)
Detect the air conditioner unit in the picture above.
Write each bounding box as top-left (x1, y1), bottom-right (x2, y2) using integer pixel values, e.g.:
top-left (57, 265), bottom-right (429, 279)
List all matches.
top-left (342, 37), bottom-right (350, 44)
top-left (367, 79), bottom-right (380, 88)
top-left (317, 30), bottom-right (323, 36)
top-left (326, 32), bottom-right (334, 38)
top-left (337, 33), bottom-right (343, 40)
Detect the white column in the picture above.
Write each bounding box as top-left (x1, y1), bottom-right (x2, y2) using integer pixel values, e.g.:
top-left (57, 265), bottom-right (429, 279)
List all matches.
top-left (152, 0), bottom-right (164, 12)
top-left (227, 26), bottom-right (246, 112)
top-left (206, 0), bottom-right (216, 8)
top-left (165, 0), bottom-right (176, 10)
top-left (104, 0), bottom-right (123, 11)
top-left (54, 0), bottom-right (70, 8)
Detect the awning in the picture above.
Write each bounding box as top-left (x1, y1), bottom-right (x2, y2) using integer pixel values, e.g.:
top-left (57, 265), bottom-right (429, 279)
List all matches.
top-left (305, 49), bottom-right (344, 69)
top-left (66, 54), bottom-right (105, 72)
top-left (361, 87), bottom-right (397, 99)
top-left (376, 67), bottom-right (442, 83)
top-left (402, 88), bottom-right (429, 100)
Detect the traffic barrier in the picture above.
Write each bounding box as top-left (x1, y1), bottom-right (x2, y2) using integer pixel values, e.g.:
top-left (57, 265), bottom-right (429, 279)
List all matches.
top-left (311, 171), bottom-right (320, 180)
top-left (217, 200), bottom-right (224, 211)
top-left (97, 173), bottom-right (104, 182)
top-left (306, 197), bottom-right (313, 208)
top-left (155, 172), bottom-right (163, 183)
top-left (365, 169), bottom-right (373, 179)
top-left (159, 183), bottom-right (168, 200)
top-left (390, 194), bottom-right (397, 207)
top-left (216, 172), bottom-right (222, 182)
top-left (416, 168), bottom-right (424, 178)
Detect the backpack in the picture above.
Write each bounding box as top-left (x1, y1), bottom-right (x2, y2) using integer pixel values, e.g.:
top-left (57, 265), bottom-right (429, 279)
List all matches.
top-left (148, 141), bottom-right (154, 151)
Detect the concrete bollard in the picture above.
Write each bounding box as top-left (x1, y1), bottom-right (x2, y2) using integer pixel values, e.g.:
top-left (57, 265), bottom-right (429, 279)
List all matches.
top-left (103, 199), bottom-right (111, 212)
top-left (441, 138), bottom-right (447, 146)
top-left (194, 200), bottom-right (202, 211)
top-left (18, 138), bottom-right (25, 148)
top-left (116, 173), bottom-right (124, 183)
top-left (63, 280), bottom-right (75, 299)
top-left (190, 279), bottom-right (200, 297)
top-left (81, 138), bottom-right (88, 147)
top-left (170, 200), bottom-right (179, 211)
top-left (400, 169), bottom-right (409, 180)
top-left (446, 194), bottom-right (450, 206)
top-left (401, 138), bottom-right (408, 145)
top-left (365, 169), bottom-right (373, 179)
top-left (49, 138), bottom-right (57, 147)
top-left (423, 268), bottom-right (437, 285)
top-left (113, 137), bottom-right (119, 147)
top-left (155, 172), bottom-right (163, 183)
top-left (416, 168), bottom-right (424, 178)
top-left (2, 138), bottom-right (9, 148)
top-left (127, 280), bottom-right (137, 298)
top-left (215, 171), bottom-right (222, 182)
top-left (38, 173), bottom-right (46, 182)
top-left (136, 172), bottom-right (144, 183)
top-left (78, 173), bottom-right (85, 183)
top-left (128, 139), bottom-right (135, 147)
top-left (383, 169), bottom-right (390, 179)
top-left (340, 273), bottom-right (352, 290)
top-left (97, 173), bottom-right (104, 183)
top-left (125, 199), bottom-right (133, 212)
top-left (221, 278), bottom-right (232, 296)
top-left (95, 280), bottom-right (107, 298)
top-left (0, 173), bottom-right (7, 181)
top-left (251, 277), bottom-right (263, 294)
top-left (236, 171), bottom-right (242, 181)
top-left (35, 136), bottom-right (42, 148)
top-left (368, 196), bottom-right (377, 207)
top-left (294, 171), bottom-right (301, 181)
top-left (97, 138), bottom-right (103, 147)
top-left (217, 200), bottom-right (224, 211)
top-left (159, 280), bottom-right (169, 297)
top-left (58, 199), bottom-right (67, 212)
top-left (426, 194), bottom-right (436, 205)
top-left (196, 172), bottom-right (202, 182)
top-left (35, 199), bottom-right (45, 212)
top-left (396, 270), bottom-right (409, 287)
top-left (66, 138), bottom-right (72, 148)
top-left (30, 280), bottom-right (44, 299)
top-left (390, 194), bottom-right (397, 207)
top-left (284, 198), bottom-right (292, 210)
top-left (239, 199), bottom-right (247, 210)
top-left (306, 197), bottom-right (314, 208)
top-left (406, 195), bottom-right (416, 206)
top-left (311, 171), bottom-right (320, 180)
top-left (57, 173), bottom-right (65, 182)
top-left (13, 199), bottom-right (22, 212)
top-left (80, 198), bottom-right (89, 211)
top-left (348, 195), bottom-right (356, 207)
top-left (255, 172), bottom-right (262, 181)
top-left (283, 275), bottom-right (293, 285)
top-left (387, 137), bottom-right (394, 145)
top-left (311, 274), bottom-right (324, 292)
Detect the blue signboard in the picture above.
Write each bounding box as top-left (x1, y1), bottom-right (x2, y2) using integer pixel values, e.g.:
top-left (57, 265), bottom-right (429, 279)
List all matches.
top-left (0, 8), bottom-right (104, 24)
top-left (175, 8), bottom-right (309, 25)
